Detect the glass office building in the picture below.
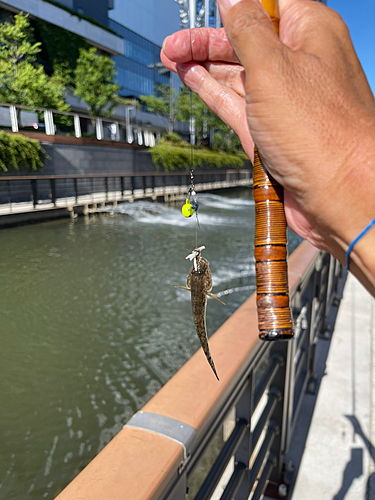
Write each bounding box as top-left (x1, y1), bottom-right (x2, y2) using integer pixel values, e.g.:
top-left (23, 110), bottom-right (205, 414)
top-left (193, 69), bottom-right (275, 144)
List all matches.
top-left (109, 19), bottom-right (170, 98)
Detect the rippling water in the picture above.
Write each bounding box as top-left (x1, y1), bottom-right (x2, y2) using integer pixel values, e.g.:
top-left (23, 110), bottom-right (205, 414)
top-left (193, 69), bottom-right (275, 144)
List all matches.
top-left (0, 190), bottom-right (302, 499)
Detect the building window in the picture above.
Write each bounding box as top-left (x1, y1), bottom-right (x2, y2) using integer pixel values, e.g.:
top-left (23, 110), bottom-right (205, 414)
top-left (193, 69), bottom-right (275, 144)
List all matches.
top-left (109, 19), bottom-right (168, 98)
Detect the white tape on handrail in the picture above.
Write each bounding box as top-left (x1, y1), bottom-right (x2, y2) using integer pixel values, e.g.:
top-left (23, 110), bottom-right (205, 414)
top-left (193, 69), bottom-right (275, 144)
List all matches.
top-left (125, 411), bottom-right (196, 460)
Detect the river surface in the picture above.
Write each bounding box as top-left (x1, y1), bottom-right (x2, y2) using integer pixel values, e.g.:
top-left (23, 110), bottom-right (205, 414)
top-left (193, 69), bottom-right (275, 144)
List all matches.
top-left (0, 189), bottom-right (302, 499)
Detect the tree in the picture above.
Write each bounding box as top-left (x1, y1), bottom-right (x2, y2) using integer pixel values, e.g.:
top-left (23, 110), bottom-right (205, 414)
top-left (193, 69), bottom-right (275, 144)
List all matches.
top-left (176, 88), bottom-right (222, 145)
top-left (74, 47), bottom-right (120, 117)
top-left (140, 84), bottom-right (179, 134)
top-left (176, 87), bottom-right (243, 150)
top-left (0, 12), bottom-right (69, 111)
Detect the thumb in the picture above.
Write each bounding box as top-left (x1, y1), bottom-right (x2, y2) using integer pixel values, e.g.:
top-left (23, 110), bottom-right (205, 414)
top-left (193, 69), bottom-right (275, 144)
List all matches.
top-left (218, 0), bottom-right (282, 74)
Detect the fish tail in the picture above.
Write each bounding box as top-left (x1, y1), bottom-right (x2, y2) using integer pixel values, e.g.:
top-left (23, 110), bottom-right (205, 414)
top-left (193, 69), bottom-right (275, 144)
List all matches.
top-left (208, 356), bottom-right (219, 381)
top-left (196, 324), bottom-right (219, 381)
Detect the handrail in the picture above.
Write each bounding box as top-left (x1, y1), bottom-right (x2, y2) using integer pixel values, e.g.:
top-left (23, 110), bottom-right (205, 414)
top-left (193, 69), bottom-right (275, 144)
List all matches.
top-left (0, 170), bottom-right (248, 181)
top-left (55, 242), bottom-right (345, 500)
top-left (0, 170), bottom-right (252, 218)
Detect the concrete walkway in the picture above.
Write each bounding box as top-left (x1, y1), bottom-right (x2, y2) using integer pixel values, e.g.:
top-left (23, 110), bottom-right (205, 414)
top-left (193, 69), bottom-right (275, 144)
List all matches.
top-left (287, 274), bottom-right (375, 500)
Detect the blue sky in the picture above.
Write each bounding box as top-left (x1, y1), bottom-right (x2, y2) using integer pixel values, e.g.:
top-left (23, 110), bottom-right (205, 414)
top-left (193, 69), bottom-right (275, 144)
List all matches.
top-left (328, 0), bottom-right (375, 93)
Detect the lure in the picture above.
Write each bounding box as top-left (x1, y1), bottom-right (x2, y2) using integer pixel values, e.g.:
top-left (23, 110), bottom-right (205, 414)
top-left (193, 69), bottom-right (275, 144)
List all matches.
top-left (175, 247), bottom-right (224, 380)
top-left (182, 199), bottom-right (194, 218)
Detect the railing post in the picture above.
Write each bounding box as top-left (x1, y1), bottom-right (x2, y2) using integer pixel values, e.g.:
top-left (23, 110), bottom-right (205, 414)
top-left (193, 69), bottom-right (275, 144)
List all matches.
top-left (44, 110), bottom-right (55, 135)
top-left (114, 121), bottom-right (120, 141)
top-left (264, 341), bottom-right (294, 492)
top-left (50, 179), bottom-right (56, 206)
top-left (74, 114), bottom-right (82, 138)
top-left (31, 179), bottom-right (38, 207)
top-left (74, 178), bottom-right (78, 203)
top-left (7, 180), bottom-right (12, 211)
top-left (105, 177), bottom-right (109, 200)
top-left (137, 129), bottom-right (143, 146)
top-left (126, 124), bottom-right (133, 143)
top-left (96, 118), bottom-right (104, 140)
top-left (233, 374), bottom-right (253, 499)
top-left (9, 105), bottom-right (18, 132)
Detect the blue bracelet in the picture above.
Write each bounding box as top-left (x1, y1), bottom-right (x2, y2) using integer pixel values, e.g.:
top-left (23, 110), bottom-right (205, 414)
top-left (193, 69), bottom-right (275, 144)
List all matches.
top-left (346, 217), bottom-right (375, 270)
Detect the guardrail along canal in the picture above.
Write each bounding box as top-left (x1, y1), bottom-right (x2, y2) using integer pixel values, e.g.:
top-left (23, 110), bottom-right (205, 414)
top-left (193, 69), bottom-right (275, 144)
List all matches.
top-left (0, 190), bottom-right (302, 499)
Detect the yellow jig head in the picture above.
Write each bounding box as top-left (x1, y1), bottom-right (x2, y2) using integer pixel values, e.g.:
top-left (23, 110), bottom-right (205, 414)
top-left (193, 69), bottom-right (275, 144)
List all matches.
top-left (182, 199), bottom-right (195, 218)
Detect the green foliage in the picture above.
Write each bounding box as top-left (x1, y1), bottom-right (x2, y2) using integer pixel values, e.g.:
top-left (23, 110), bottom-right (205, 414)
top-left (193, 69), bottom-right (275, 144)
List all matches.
top-left (74, 47), bottom-right (120, 117)
top-left (140, 84), bottom-right (178, 134)
top-left (176, 88), bottom-right (236, 147)
top-left (33, 19), bottom-right (89, 78)
top-left (0, 13), bottom-right (69, 111)
top-left (162, 132), bottom-right (186, 145)
top-left (150, 144), bottom-right (246, 172)
top-left (0, 131), bottom-right (45, 172)
top-left (116, 97), bottom-right (141, 108)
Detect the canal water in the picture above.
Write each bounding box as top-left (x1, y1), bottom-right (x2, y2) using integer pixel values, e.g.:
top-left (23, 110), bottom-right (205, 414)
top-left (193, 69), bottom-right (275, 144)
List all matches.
top-left (0, 189), bottom-right (302, 499)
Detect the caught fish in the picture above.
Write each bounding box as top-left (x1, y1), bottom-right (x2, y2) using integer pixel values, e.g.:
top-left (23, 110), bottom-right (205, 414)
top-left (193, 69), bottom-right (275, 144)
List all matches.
top-left (175, 247), bottom-right (225, 380)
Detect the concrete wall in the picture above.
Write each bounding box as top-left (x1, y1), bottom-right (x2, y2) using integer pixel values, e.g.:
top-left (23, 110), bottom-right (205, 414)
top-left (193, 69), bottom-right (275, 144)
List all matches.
top-left (0, 143), bottom-right (155, 204)
top-left (42, 144), bottom-right (155, 176)
top-left (0, 141), bottom-right (250, 205)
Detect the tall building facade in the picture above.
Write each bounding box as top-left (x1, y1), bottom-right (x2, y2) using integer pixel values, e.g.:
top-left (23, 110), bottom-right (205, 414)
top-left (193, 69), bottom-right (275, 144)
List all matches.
top-left (0, 0), bottom-right (123, 55)
top-left (0, 0), bottom-right (176, 99)
top-left (109, 19), bottom-right (170, 98)
top-left (56, 0), bottom-right (112, 27)
top-left (109, 0), bottom-right (180, 47)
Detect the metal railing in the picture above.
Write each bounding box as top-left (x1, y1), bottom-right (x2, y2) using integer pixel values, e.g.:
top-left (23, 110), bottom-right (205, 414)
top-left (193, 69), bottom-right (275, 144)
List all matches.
top-left (0, 170), bottom-right (252, 214)
top-left (55, 243), bottom-right (346, 500)
top-left (161, 250), bottom-right (344, 500)
top-left (0, 102), bottom-right (157, 146)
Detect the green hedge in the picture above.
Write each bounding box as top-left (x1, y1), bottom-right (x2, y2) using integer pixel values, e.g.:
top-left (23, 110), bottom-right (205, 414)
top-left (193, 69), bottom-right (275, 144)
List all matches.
top-left (150, 144), bottom-right (247, 172)
top-left (0, 132), bottom-right (45, 172)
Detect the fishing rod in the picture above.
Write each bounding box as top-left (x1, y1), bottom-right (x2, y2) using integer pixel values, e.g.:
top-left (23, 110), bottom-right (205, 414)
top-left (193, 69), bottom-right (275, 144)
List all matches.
top-left (254, 0), bottom-right (294, 341)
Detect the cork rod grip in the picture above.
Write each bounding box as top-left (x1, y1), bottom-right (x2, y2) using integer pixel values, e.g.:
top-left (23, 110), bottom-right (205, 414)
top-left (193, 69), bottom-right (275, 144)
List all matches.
top-left (254, 0), bottom-right (293, 341)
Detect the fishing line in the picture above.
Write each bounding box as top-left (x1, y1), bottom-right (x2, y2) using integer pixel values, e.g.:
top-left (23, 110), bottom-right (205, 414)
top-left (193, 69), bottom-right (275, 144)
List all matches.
top-left (181, 23), bottom-right (200, 248)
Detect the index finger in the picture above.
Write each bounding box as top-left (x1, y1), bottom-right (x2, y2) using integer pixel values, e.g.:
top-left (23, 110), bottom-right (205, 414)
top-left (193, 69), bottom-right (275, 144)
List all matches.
top-left (163, 27), bottom-right (237, 63)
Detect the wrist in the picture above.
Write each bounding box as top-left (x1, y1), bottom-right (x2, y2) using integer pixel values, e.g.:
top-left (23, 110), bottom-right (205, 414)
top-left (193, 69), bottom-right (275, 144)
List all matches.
top-left (329, 125), bottom-right (375, 294)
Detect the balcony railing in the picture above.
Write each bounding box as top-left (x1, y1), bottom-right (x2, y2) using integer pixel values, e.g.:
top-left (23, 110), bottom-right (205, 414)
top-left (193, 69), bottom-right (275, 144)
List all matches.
top-left (0, 102), bottom-right (157, 146)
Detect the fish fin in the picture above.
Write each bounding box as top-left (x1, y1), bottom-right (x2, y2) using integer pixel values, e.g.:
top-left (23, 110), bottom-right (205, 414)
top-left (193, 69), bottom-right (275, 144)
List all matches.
top-left (175, 286), bottom-right (191, 291)
top-left (207, 292), bottom-right (225, 305)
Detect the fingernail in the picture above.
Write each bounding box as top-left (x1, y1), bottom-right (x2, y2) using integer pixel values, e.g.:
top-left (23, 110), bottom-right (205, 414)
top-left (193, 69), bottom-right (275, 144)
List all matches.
top-left (162, 36), bottom-right (170, 53)
top-left (218, 0), bottom-right (242, 13)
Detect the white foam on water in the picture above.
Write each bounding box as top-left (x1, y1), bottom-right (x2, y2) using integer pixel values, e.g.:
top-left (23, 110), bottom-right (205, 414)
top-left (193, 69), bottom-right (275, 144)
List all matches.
top-left (215, 284), bottom-right (256, 298)
top-left (43, 435), bottom-right (59, 477)
top-left (198, 193), bottom-right (254, 210)
top-left (211, 262), bottom-right (255, 287)
top-left (102, 200), bottom-right (242, 227)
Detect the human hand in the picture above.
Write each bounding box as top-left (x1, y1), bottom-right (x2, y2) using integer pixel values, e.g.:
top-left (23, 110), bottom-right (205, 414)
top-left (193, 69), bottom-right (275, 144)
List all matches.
top-left (162, 0), bottom-right (375, 292)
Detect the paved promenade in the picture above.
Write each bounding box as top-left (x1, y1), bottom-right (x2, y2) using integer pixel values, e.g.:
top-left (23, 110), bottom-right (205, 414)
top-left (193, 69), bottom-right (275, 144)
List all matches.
top-left (287, 274), bottom-right (374, 500)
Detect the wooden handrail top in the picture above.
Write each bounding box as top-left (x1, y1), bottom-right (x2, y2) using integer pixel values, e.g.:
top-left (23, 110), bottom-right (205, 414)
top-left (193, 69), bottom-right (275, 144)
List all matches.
top-left (55, 241), bottom-right (319, 500)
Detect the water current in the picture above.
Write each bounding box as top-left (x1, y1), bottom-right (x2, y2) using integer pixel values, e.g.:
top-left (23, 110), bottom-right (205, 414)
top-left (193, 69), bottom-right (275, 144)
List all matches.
top-left (0, 189), bottom-right (302, 499)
